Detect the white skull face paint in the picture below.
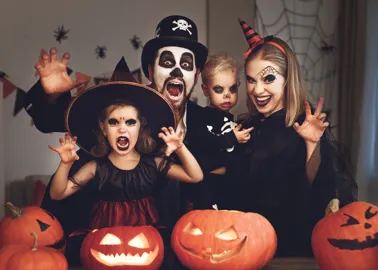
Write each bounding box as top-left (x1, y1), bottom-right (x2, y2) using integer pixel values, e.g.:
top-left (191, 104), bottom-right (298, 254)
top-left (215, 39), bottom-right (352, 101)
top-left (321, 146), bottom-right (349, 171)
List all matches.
top-left (153, 46), bottom-right (197, 109)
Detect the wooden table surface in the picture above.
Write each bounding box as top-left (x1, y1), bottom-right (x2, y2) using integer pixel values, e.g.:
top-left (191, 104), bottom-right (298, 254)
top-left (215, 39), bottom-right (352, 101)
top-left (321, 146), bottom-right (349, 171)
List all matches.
top-left (263, 257), bottom-right (319, 269)
top-left (70, 257), bottom-right (319, 270)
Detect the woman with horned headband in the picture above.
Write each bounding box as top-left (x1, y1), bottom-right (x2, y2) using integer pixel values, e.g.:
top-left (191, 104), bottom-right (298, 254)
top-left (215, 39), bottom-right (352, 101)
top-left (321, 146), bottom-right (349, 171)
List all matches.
top-left (223, 18), bottom-right (358, 257)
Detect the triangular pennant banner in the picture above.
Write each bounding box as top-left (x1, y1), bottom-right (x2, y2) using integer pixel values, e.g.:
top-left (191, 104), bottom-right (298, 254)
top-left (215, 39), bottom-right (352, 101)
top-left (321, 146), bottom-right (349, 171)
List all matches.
top-left (132, 68), bottom-right (142, 83)
top-left (94, 77), bottom-right (109, 85)
top-left (14, 88), bottom-right (27, 116)
top-left (75, 72), bottom-right (91, 94)
top-left (1, 78), bottom-right (17, 99)
top-left (0, 71), bottom-right (8, 79)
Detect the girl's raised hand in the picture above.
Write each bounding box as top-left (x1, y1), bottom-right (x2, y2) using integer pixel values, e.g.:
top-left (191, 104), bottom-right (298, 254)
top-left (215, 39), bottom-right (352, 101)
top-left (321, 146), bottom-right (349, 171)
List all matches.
top-left (158, 127), bottom-right (184, 156)
top-left (48, 132), bottom-right (79, 163)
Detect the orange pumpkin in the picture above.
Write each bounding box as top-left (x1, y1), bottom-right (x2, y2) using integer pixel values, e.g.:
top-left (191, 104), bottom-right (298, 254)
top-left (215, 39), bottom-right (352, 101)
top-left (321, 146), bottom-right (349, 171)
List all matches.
top-left (0, 232), bottom-right (68, 270)
top-left (312, 201), bottom-right (378, 270)
top-left (171, 209), bottom-right (277, 270)
top-left (80, 226), bottom-right (164, 270)
top-left (0, 202), bottom-right (65, 253)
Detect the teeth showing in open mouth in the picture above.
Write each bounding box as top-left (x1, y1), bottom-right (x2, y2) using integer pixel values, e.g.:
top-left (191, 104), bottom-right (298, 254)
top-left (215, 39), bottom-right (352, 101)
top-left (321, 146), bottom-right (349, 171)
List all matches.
top-left (166, 81), bottom-right (184, 99)
top-left (254, 95), bottom-right (272, 107)
top-left (256, 96), bottom-right (271, 101)
top-left (117, 136), bottom-right (129, 150)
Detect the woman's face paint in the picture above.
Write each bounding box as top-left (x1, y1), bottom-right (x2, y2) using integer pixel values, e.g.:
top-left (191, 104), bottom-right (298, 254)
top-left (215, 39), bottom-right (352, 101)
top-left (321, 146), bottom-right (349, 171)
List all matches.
top-left (245, 58), bottom-right (285, 117)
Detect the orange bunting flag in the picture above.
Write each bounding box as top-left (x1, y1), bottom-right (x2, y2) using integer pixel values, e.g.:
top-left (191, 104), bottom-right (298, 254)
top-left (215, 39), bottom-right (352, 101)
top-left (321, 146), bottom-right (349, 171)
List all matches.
top-left (1, 77), bottom-right (17, 99)
top-left (132, 68), bottom-right (142, 83)
top-left (75, 72), bottom-right (91, 94)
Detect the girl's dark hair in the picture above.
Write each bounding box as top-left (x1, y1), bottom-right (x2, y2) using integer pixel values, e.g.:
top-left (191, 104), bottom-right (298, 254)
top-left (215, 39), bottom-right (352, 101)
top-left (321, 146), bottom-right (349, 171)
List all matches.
top-left (91, 100), bottom-right (156, 157)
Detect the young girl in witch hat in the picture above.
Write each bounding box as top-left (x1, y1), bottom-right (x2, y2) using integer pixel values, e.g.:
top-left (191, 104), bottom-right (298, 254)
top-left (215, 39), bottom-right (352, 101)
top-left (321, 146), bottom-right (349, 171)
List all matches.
top-left (48, 80), bottom-right (203, 229)
top-left (223, 18), bottom-right (358, 257)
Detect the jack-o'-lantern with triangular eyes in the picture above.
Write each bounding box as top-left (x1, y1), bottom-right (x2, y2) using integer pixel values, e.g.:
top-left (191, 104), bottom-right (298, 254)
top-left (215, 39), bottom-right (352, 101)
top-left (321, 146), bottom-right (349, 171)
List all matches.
top-left (171, 209), bottom-right (277, 270)
top-left (312, 200), bottom-right (378, 270)
top-left (0, 202), bottom-right (65, 253)
top-left (80, 226), bottom-right (164, 270)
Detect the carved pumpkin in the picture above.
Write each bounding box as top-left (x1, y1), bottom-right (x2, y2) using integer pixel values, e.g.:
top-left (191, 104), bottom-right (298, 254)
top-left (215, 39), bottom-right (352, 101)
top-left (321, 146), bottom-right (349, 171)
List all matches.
top-left (80, 226), bottom-right (164, 270)
top-left (171, 209), bottom-right (277, 270)
top-left (0, 202), bottom-right (66, 253)
top-left (312, 200), bottom-right (378, 270)
top-left (0, 232), bottom-right (68, 270)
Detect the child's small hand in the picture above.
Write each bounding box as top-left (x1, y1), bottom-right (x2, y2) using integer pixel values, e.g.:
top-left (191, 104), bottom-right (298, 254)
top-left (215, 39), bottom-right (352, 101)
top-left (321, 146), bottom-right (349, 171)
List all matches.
top-left (158, 127), bottom-right (184, 156)
top-left (48, 132), bottom-right (79, 163)
top-left (233, 124), bottom-right (254, 144)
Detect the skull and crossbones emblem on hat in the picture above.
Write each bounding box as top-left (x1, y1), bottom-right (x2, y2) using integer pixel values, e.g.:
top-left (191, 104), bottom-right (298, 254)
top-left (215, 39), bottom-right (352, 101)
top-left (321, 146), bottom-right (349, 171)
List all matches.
top-left (172, 19), bottom-right (192, 35)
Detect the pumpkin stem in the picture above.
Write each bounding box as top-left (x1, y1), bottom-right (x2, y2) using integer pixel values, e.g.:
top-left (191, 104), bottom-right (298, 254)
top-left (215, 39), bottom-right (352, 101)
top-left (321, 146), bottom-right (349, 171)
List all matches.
top-left (325, 198), bottom-right (340, 216)
top-left (31, 232), bottom-right (38, 251)
top-left (212, 204), bottom-right (219, 211)
top-left (4, 202), bottom-right (23, 219)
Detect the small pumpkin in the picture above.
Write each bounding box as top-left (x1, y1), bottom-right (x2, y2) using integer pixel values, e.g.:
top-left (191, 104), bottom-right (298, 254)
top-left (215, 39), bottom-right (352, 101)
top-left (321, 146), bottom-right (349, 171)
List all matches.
top-left (0, 202), bottom-right (65, 253)
top-left (171, 209), bottom-right (277, 270)
top-left (0, 232), bottom-right (68, 270)
top-left (312, 200), bottom-right (378, 270)
top-left (80, 226), bottom-right (164, 270)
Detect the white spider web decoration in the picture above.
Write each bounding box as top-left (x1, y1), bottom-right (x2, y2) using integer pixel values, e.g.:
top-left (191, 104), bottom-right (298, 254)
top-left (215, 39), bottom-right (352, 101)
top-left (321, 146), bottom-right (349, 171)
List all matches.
top-left (255, 0), bottom-right (339, 107)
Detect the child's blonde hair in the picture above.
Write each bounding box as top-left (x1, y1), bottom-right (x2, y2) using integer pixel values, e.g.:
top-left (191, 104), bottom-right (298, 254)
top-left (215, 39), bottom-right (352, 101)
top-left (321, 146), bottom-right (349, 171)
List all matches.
top-left (201, 52), bottom-right (240, 85)
top-left (244, 37), bottom-right (307, 126)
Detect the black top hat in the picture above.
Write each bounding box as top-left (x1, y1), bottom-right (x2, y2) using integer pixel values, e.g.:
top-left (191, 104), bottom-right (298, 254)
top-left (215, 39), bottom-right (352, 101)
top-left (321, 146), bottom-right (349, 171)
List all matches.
top-left (141, 15), bottom-right (208, 78)
top-left (65, 57), bottom-right (176, 156)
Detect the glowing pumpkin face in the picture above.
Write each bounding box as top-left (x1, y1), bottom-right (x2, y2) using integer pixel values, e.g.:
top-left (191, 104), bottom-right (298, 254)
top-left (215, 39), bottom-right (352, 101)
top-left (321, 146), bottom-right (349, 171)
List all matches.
top-left (312, 201), bottom-right (378, 270)
top-left (171, 210), bottom-right (277, 270)
top-left (0, 202), bottom-right (65, 253)
top-left (80, 226), bottom-right (164, 270)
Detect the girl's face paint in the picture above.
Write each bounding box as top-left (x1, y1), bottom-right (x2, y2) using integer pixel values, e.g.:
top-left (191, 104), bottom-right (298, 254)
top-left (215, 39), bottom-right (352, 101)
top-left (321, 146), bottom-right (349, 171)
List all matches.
top-left (100, 105), bottom-right (141, 156)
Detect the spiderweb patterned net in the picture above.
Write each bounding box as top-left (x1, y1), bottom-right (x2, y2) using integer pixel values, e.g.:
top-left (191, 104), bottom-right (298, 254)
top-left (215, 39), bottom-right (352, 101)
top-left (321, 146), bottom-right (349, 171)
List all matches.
top-left (255, 0), bottom-right (339, 107)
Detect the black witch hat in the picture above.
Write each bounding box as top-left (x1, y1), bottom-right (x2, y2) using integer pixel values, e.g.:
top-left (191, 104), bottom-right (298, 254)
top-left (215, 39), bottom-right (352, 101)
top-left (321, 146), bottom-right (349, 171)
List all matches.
top-left (65, 57), bottom-right (177, 156)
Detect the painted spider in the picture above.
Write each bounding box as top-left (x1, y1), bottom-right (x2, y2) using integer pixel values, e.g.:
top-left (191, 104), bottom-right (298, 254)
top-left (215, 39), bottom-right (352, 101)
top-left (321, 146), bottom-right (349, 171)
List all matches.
top-left (130, 35), bottom-right (144, 50)
top-left (95, 46), bottom-right (107, 59)
top-left (53, 25), bottom-right (69, 44)
top-left (320, 41), bottom-right (336, 54)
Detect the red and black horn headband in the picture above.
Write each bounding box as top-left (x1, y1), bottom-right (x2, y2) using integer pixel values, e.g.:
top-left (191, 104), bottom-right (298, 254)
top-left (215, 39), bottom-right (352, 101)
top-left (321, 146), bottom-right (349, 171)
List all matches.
top-left (238, 18), bottom-right (286, 58)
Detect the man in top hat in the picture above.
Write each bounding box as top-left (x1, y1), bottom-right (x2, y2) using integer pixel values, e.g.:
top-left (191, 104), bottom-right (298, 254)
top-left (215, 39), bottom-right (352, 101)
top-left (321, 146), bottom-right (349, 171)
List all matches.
top-left (24, 14), bottom-right (209, 204)
top-left (23, 14), bottom-right (212, 266)
top-left (24, 15), bottom-right (207, 135)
